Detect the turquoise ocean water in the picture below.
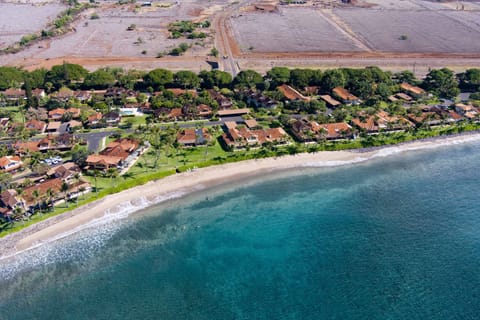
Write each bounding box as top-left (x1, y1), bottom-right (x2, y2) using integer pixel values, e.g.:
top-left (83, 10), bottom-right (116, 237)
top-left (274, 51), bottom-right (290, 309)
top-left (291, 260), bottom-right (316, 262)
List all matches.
top-left (1, 140), bottom-right (480, 319)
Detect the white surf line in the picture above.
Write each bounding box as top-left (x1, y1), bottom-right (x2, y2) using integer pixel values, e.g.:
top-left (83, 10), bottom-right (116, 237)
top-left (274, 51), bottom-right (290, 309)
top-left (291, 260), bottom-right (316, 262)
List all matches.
top-left (303, 132), bottom-right (480, 167)
top-left (0, 191), bottom-right (187, 262)
top-left (3, 132), bottom-right (480, 262)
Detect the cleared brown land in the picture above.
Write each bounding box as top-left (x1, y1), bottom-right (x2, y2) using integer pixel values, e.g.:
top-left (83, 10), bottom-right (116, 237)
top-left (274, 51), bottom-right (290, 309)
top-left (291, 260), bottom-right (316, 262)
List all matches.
top-left (230, 8), bottom-right (364, 52)
top-left (0, 2), bottom-right (66, 49)
top-left (334, 8), bottom-right (480, 53)
top-left (2, 0), bottom-right (480, 76)
top-left (1, 0), bottom-right (221, 67)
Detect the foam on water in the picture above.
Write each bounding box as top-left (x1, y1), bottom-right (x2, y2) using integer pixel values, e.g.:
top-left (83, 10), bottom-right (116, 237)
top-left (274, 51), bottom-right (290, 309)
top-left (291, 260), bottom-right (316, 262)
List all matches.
top-left (303, 133), bottom-right (480, 167)
top-left (2, 133), bottom-right (480, 280)
top-left (1, 136), bottom-right (480, 319)
top-left (0, 190), bottom-right (186, 281)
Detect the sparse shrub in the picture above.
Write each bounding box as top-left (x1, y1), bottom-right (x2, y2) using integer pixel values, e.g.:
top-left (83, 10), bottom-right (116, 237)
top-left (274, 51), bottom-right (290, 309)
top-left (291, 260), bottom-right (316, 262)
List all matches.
top-left (179, 43), bottom-right (189, 52)
top-left (210, 47), bottom-right (219, 57)
top-left (169, 47), bottom-right (183, 56)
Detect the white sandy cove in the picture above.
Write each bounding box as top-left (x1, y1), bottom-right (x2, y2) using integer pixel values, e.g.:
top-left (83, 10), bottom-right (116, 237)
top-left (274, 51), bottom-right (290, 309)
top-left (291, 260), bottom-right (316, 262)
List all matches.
top-left (2, 132), bottom-right (480, 259)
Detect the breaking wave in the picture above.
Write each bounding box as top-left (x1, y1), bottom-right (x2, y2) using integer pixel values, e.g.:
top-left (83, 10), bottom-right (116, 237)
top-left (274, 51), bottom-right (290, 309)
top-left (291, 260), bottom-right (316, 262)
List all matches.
top-left (2, 132), bottom-right (480, 280)
top-left (0, 191), bottom-right (186, 281)
top-left (302, 132), bottom-right (480, 167)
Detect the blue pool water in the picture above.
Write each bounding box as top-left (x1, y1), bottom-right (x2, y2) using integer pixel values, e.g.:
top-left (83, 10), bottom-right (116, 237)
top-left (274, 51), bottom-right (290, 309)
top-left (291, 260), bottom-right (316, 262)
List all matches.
top-left (1, 141), bottom-right (480, 319)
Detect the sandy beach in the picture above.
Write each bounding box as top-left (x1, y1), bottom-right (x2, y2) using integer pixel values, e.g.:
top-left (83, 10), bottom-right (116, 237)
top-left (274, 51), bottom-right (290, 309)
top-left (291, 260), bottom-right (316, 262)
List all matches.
top-left (1, 132), bottom-right (480, 260)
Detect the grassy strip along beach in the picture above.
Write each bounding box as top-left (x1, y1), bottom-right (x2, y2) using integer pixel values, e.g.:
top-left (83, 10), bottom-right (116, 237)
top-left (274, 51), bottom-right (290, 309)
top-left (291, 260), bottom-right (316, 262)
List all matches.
top-left (1, 130), bottom-right (480, 259)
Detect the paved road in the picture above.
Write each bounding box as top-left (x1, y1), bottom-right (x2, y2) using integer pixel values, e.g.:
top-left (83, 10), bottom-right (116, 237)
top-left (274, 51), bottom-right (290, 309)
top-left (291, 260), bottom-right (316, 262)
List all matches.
top-left (214, 0), bottom-right (249, 77)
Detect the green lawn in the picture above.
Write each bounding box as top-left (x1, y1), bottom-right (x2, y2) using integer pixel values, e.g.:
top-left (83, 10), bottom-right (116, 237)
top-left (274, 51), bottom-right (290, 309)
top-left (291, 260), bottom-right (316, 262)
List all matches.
top-left (120, 115), bottom-right (147, 127)
top-left (3, 122), bottom-right (480, 237)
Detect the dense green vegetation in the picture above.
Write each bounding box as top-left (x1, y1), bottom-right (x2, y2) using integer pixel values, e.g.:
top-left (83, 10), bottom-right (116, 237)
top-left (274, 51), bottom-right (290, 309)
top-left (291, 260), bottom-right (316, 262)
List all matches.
top-left (2, 63), bottom-right (480, 237)
top-left (2, 64), bottom-right (479, 101)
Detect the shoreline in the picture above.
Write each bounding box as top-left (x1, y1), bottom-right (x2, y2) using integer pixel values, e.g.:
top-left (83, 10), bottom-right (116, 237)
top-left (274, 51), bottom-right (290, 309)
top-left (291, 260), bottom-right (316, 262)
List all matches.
top-left (2, 132), bottom-right (480, 260)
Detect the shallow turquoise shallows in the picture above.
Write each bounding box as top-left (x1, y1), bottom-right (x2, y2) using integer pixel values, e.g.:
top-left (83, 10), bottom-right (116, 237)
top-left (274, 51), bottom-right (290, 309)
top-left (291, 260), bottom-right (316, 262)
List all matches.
top-left (1, 141), bottom-right (480, 320)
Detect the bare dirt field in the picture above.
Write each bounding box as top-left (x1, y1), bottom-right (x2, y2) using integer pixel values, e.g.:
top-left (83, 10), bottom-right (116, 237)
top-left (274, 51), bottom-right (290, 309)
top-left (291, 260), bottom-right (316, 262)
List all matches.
top-left (228, 0), bottom-right (480, 55)
top-left (237, 55), bottom-right (480, 78)
top-left (0, 1), bottom-right (66, 49)
top-left (1, 0), bottom-right (222, 67)
top-left (334, 8), bottom-right (480, 53)
top-left (230, 7), bottom-right (364, 53)
top-left (2, 0), bottom-right (480, 76)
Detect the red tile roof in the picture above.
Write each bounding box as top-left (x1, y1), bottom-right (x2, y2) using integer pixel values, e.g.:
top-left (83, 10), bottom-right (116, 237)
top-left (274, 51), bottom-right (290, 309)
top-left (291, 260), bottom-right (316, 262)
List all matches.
top-left (101, 138), bottom-right (139, 160)
top-left (25, 119), bottom-right (46, 132)
top-left (318, 122), bottom-right (352, 139)
top-left (217, 108), bottom-right (250, 116)
top-left (244, 119), bottom-right (259, 128)
top-left (0, 156), bottom-right (22, 171)
top-left (400, 83), bottom-right (426, 96)
top-left (277, 84), bottom-right (310, 101)
top-left (319, 95), bottom-right (341, 107)
top-left (23, 178), bottom-right (63, 205)
top-left (333, 87), bottom-right (359, 102)
top-left (86, 155), bottom-right (123, 167)
top-left (352, 116), bottom-right (378, 132)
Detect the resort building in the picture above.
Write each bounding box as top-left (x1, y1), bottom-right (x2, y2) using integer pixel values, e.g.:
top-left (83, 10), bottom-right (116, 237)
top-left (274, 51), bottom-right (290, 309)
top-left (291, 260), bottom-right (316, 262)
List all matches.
top-left (277, 84), bottom-right (310, 102)
top-left (222, 122), bottom-right (288, 149)
top-left (86, 138), bottom-right (141, 171)
top-left (291, 119), bottom-right (352, 142)
top-left (0, 156), bottom-right (23, 173)
top-left (319, 95), bottom-right (341, 108)
top-left (400, 82), bottom-right (427, 99)
top-left (25, 119), bottom-right (47, 134)
top-left (0, 189), bottom-right (24, 219)
top-left (177, 128), bottom-right (211, 147)
top-left (332, 87), bottom-right (361, 105)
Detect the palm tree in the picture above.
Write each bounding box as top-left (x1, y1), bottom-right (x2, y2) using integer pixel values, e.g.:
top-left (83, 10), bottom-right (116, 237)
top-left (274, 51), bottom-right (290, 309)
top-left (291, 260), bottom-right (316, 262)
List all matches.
top-left (15, 189), bottom-right (26, 220)
top-left (46, 187), bottom-right (54, 211)
top-left (32, 189), bottom-right (40, 216)
top-left (203, 127), bottom-right (216, 162)
top-left (78, 186), bottom-right (86, 202)
top-left (0, 172), bottom-right (12, 191)
top-left (61, 181), bottom-right (69, 208)
top-left (148, 125), bottom-right (162, 169)
top-left (13, 206), bottom-right (24, 225)
top-left (107, 167), bottom-right (118, 183)
top-left (93, 169), bottom-right (100, 197)
top-left (29, 152), bottom-right (42, 172)
top-left (73, 173), bottom-right (81, 206)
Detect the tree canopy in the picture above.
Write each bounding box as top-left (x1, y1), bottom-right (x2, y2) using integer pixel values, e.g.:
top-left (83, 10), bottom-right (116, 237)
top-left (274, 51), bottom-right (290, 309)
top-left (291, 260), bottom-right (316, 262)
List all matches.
top-left (458, 68), bottom-right (480, 92)
top-left (233, 70), bottom-right (263, 89)
top-left (199, 70), bottom-right (232, 89)
top-left (83, 69), bottom-right (116, 89)
top-left (266, 67), bottom-right (290, 87)
top-left (0, 67), bottom-right (25, 90)
top-left (288, 69), bottom-right (315, 88)
top-left (143, 68), bottom-right (174, 90)
top-left (46, 63), bottom-right (88, 89)
top-left (174, 70), bottom-right (200, 89)
top-left (422, 68), bottom-right (460, 99)
top-left (321, 69), bottom-right (346, 92)
top-left (24, 68), bottom-right (47, 89)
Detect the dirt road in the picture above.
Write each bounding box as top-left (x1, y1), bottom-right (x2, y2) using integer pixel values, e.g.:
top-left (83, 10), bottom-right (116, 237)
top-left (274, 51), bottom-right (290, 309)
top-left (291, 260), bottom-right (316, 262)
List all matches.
top-left (4, 1), bottom-right (480, 76)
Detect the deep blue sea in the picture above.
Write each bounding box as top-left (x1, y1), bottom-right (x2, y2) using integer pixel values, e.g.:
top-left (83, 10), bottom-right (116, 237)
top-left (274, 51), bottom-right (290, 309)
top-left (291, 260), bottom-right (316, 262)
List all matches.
top-left (1, 140), bottom-right (480, 320)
